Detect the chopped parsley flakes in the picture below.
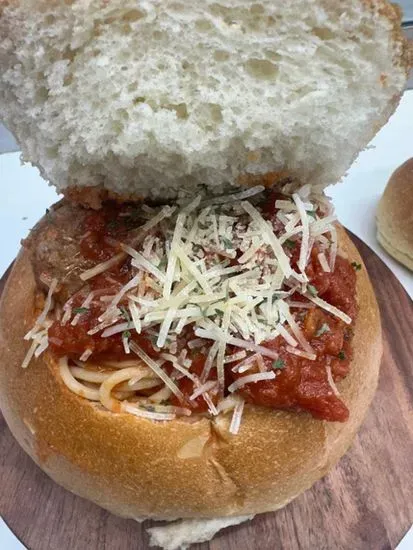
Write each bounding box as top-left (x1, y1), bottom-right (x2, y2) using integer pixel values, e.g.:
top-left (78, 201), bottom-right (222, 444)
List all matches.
top-left (307, 284), bottom-right (318, 297)
top-left (119, 306), bottom-right (132, 328)
top-left (221, 236), bottom-right (233, 249)
top-left (73, 307), bottom-right (89, 315)
top-left (285, 239), bottom-right (296, 249)
top-left (272, 358), bottom-right (285, 370)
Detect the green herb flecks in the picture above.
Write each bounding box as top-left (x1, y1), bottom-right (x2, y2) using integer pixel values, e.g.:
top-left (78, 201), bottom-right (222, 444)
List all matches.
top-left (221, 236), bottom-right (233, 249)
top-left (122, 330), bottom-right (131, 339)
top-left (73, 307), bottom-right (89, 315)
top-left (285, 239), bottom-right (296, 250)
top-left (307, 284), bottom-right (318, 297)
top-left (308, 209), bottom-right (317, 219)
top-left (338, 350), bottom-right (346, 360)
top-left (201, 305), bottom-right (211, 318)
top-left (315, 323), bottom-right (330, 337)
top-left (119, 306), bottom-right (132, 327)
top-left (272, 359), bottom-right (285, 370)
top-left (149, 333), bottom-right (159, 345)
top-left (351, 262), bottom-right (362, 271)
top-left (158, 257), bottom-right (168, 270)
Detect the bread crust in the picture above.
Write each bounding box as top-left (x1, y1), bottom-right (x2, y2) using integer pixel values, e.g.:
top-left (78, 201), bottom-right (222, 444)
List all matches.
top-left (0, 226), bottom-right (382, 519)
top-left (377, 158), bottom-right (413, 271)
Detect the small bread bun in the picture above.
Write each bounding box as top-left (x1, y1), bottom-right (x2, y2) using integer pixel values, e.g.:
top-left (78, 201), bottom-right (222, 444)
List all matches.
top-left (0, 226), bottom-right (382, 520)
top-left (0, 0), bottom-right (410, 205)
top-left (377, 158), bottom-right (413, 271)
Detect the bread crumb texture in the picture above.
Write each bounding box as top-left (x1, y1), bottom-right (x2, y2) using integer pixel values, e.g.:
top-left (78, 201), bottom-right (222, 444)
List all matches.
top-left (0, 0), bottom-right (408, 199)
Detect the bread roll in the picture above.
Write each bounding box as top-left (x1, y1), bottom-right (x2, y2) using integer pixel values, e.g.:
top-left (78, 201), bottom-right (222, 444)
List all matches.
top-left (0, 226), bottom-right (382, 521)
top-left (377, 158), bottom-right (413, 271)
top-left (0, 0), bottom-right (410, 205)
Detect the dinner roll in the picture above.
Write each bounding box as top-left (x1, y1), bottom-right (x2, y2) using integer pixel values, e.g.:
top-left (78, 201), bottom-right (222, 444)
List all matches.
top-left (377, 158), bottom-right (413, 271)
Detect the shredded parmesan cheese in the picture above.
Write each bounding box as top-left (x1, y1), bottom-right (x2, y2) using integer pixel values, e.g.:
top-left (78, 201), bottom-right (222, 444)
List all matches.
top-left (190, 380), bottom-right (217, 401)
top-left (293, 193), bottom-right (310, 274)
top-left (286, 345), bottom-right (316, 361)
top-left (23, 186), bottom-right (356, 434)
top-left (241, 201), bottom-right (292, 278)
top-left (80, 253), bottom-right (125, 282)
top-left (326, 365), bottom-right (341, 397)
top-left (228, 371), bottom-right (276, 393)
top-left (130, 341), bottom-right (184, 400)
top-left (25, 278), bottom-right (58, 339)
top-left (79, 348), bottom-right (93, 362)
top-left (317, 252), bottom-right (331, 273)
top-left (229, 397), bottom-right (245, 435)
top-left (307, 295), bottom-right (352, 324)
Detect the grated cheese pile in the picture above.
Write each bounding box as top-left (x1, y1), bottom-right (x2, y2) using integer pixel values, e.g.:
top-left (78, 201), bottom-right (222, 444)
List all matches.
top-left (23, 184), bottom-right (353, 434)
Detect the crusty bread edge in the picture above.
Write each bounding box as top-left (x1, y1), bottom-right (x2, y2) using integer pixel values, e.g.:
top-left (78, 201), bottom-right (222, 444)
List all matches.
top-left (0, 226), bottom-right (382, 520)
top-left (377, 158), bottom-right (413, 272)
top-left (377, 229), bottom-right (413, 271)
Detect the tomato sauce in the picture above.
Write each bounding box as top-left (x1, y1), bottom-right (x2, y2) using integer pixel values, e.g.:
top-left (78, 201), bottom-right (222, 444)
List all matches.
top-left (170, 354), bottom-right (218, 413)
top-left (49, 309), bottom-right (155, 360)
top-left (230, 252), bottom-right (357, 422)
top-left (79, 204), bottom-right (147, 262)
top-left (48, 196), bottom-right (359, 422)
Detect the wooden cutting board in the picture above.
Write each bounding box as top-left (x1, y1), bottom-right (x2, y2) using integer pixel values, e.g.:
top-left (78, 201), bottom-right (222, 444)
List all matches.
top-left (1, 232), bottom-right (412, 550)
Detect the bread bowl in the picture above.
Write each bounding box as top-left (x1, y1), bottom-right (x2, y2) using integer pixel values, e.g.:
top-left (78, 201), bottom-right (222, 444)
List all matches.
top-left (0, 191), bottom-right (381, 520)
top-left (0, 0), bottom-right (411, 547)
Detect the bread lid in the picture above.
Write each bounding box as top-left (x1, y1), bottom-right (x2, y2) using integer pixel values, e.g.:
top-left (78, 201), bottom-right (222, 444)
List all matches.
top-left (0, 0), bottom-right (411, 205)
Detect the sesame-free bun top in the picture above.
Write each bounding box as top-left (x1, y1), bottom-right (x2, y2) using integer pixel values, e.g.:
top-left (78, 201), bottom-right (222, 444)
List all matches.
top-left (377, 158), bottom-right (413, 271)
top-left (0, 226), bottom-right (382, 520)
top-left (0, 0), bottom-right (411, 206)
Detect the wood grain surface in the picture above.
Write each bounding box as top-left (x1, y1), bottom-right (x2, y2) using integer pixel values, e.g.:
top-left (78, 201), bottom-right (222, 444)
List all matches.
top-left (1, 233), bottom-right (412, 550)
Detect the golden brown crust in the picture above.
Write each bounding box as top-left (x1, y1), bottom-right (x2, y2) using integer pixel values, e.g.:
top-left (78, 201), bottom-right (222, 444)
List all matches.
top-left (377, 158), bottom-right (413, 271)
top-left (371, 0), bottom-right (413, 73)
top-left (0, 226), bottom-right (382, 519)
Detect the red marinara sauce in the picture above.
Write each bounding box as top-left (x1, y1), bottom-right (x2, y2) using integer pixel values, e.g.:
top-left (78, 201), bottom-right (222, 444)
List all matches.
top-left (231, 252), bottom-right (357, 422)
top-left (48, 198), bottom-right (359, 422)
